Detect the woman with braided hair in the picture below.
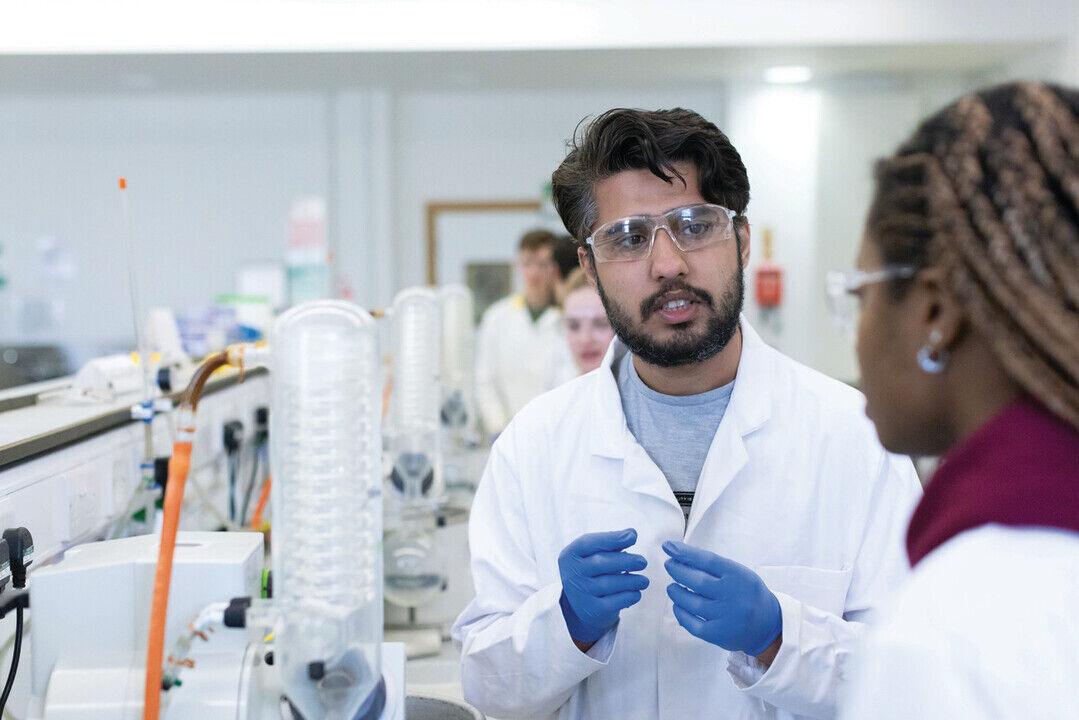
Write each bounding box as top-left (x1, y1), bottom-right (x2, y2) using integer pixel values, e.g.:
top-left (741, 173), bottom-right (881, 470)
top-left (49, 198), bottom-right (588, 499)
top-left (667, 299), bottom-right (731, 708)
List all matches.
top-left (838, 81), bottom-right (1079, 717)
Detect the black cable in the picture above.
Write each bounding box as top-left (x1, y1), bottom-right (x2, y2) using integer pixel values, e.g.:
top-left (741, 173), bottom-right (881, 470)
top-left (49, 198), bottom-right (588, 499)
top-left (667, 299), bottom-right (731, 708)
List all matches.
top-left (227, 449), bottom-right (239, 524)
top-left (0, 605), bottom-right (24, 715)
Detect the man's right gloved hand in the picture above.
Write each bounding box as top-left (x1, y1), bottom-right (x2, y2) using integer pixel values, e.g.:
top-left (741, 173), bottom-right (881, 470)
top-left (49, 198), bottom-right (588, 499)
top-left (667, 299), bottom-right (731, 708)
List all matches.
top-left (558, 528), bottom-right (649, 643)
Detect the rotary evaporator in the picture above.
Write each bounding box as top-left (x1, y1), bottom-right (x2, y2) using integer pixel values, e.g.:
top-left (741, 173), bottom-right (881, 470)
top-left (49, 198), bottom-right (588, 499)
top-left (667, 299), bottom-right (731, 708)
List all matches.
top-left (383, 286), bottom-right (482, 655)
top-left (24, 300), bottom-right (482, 720)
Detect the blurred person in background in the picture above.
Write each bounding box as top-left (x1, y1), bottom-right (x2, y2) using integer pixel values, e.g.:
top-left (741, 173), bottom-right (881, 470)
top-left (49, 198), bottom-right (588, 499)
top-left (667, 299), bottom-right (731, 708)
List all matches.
top-left (475, 228), bottom-right (572, 437)
top-left (554, 232), bottom-right (583, 293)
top-left (838, 81), bottom-right (1079, 718)
top-left (559, 267), bottom-right (615, 375)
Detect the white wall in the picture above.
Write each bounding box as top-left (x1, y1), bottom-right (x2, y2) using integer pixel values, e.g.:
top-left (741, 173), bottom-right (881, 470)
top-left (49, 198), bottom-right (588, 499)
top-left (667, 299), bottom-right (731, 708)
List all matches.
top-left (389, 87), bottom-right (725, 290)
top-left (729, 79), bottom-right (973, 380)
top-left (0, 70), bottom-right (1021, 383)
top-left (0, 92), bottom-right (329, 354)
top-left (0, 85), bottom-right (728, 349)
top-left (1048, 13), bottom-right (1079, 85)
top-left (729, 83), bottom-right (822, 367)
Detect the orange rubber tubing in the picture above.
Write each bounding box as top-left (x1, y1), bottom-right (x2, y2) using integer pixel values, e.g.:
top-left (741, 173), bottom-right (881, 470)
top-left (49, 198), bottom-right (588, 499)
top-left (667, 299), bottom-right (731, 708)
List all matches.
top-left (251, 474), bottom-right (272, 529)
top-left (143, 441), bottom-right (192, 720)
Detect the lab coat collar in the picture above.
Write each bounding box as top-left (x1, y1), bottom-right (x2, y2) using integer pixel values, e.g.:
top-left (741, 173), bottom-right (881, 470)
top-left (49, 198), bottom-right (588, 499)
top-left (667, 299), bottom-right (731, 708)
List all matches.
top-left (589, 315), bottom-right (775, 462)
top-left (907, 396), bottom-right (1079, 567)
top-left (511, 295), bottom-right (562, 327)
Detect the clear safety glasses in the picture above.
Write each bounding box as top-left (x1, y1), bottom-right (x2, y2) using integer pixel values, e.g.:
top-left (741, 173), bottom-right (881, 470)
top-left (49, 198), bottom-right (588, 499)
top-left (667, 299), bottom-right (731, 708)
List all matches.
top-left (585, 203), bottom-right (737, 263)
top-left (825, 266), bottom-right (917, 335)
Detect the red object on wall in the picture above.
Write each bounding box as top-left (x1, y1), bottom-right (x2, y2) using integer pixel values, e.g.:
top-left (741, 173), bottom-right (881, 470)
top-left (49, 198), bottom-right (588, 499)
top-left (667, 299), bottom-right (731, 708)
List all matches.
top-left (755, 265), bottom-right (783, 307)
top-left (754, 228), bottom-right (783, 308)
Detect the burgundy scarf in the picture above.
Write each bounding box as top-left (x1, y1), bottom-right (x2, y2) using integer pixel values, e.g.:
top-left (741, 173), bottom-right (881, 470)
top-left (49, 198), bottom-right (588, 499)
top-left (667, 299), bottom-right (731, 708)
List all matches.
top-left (907, 396), bottom-right (1079, 567)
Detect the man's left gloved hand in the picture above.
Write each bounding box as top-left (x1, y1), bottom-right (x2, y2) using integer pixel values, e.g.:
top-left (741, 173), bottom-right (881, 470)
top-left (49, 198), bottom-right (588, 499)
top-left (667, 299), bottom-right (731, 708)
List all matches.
top-left (663, 540), bottom-right (782, 657)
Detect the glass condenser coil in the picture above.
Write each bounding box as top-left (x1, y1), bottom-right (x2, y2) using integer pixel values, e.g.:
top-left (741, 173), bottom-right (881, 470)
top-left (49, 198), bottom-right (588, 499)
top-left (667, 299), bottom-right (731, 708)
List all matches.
top-left (388, 287), bottom-right (442, 505)
top-left (270, 300), bottom-right (384, 720)
top-left (438, 285), bottom-right (474, 432)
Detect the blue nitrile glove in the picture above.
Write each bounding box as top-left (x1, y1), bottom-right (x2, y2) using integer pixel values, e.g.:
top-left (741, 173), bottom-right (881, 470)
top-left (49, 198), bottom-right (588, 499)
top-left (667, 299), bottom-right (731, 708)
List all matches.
top-left (663, 540), bottom-right (782, 656)
top-left (558, 528), bottom-right (649, 643)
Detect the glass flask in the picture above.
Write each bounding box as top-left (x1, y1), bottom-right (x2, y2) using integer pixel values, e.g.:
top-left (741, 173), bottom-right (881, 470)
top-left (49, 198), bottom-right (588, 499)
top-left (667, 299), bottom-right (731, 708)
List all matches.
top-left (383, 521), bottom-right (445, 609)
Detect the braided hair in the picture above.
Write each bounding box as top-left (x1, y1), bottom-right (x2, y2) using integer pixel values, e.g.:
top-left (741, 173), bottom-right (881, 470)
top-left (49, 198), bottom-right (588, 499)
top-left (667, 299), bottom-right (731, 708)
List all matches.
top-left (867, 82), bottom-right (1079, 430)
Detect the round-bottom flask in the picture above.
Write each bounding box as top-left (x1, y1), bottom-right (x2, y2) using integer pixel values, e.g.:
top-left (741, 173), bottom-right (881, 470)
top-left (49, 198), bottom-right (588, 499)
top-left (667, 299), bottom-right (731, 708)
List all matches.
top-left (383, 523), bottom-right (444, 609)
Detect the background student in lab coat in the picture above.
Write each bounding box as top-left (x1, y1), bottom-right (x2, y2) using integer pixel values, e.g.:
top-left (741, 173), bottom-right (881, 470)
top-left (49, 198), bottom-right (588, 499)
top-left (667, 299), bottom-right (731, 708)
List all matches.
top-left (559, 268), bottom-right (615, 375)
top-left (553, 233), bottom-right (583, 296)
top-left (475, 228), bottom-right (573, 437)
top-left (839, 81), bottom-right (1079, 718)
top-left (453, 107), bottom-right (922, 720)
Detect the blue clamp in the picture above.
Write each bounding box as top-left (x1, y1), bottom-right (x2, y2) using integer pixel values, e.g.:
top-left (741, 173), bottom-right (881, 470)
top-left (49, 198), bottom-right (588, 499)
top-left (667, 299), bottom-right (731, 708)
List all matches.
top-left (131, 401), bottom-right (154, 422)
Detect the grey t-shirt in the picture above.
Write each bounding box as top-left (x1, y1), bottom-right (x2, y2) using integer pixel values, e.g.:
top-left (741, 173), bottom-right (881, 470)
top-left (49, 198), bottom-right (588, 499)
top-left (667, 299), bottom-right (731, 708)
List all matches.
top-left (615, 351), bottom-right (735, 519)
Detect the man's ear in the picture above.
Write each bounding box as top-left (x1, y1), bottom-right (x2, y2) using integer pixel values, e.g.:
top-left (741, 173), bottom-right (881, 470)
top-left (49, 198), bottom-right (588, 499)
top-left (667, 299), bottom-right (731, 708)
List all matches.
top-left (578, 247), bottom-right (598, 287)
top-left (737, 222), bottom-right (751, 268)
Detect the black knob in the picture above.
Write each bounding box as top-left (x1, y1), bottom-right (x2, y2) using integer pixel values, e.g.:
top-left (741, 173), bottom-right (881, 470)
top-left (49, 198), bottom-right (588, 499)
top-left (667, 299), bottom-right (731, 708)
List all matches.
top-left (2, 528), bottom-right (33, 589)
top-left (223, 596), bottom-right (252, 628)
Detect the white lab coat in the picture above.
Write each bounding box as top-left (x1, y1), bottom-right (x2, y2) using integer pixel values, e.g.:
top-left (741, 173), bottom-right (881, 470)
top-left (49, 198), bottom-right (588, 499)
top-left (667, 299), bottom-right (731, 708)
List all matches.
top-left (475, 296), bottom-right (573, 436)
top-left (452, 319), bottom-right (922, 720)
top-left (841, 525), bottom-right (1079, 719)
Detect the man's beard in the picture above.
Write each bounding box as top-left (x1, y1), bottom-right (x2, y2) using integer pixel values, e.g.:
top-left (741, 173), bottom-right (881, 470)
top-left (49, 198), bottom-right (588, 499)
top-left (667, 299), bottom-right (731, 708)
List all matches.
top-left (594, 261), bottom-right (745, 369)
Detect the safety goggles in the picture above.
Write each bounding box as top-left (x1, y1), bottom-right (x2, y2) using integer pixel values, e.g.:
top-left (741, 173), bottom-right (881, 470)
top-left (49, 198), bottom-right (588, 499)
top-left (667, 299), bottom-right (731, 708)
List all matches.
top-left (585, 203), bottom-right (737, 263)
top-left (825, 266), bottom-right (917, 335)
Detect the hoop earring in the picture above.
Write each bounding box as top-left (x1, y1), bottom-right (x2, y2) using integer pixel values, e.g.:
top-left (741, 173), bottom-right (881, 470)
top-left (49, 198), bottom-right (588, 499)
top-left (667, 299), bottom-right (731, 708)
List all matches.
top-left (917, 329), bottom-right (948, 374)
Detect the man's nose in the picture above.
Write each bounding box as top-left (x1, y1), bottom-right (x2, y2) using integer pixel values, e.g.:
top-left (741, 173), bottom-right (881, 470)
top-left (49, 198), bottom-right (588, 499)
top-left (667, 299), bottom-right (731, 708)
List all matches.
top-left (649, 227), bottom-right (688, 280)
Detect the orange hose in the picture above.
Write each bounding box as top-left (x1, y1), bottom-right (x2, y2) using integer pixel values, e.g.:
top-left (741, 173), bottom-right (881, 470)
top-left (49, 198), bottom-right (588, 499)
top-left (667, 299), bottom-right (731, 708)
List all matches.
top-left (143, 350), bottom-right (231, 720)
top-left (143, 441), bottom-right (191, 720)
top-left (250, 474), bottom-right (272, 529)
top-left (381, 373), bottom-right (393, 422)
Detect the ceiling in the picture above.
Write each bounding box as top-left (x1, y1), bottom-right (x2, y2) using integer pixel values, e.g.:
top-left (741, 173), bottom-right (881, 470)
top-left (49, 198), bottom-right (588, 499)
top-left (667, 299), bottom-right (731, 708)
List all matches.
top-left (0, 41), bottom-right (1057, 94)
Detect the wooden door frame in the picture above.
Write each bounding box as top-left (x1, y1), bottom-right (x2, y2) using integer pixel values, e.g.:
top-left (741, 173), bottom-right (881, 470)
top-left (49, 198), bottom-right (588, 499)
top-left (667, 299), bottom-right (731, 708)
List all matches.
top-left (424, 199), bottom-right (543, 284)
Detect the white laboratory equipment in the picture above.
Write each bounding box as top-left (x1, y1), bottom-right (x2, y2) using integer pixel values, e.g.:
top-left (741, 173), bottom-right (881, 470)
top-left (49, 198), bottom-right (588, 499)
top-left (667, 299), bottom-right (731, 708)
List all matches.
top-left (437, 286), bottom-right (473, 437)
top-left (24, 300), bottom-right (478, 720)
top-left (25, 531), bottom-right (407, 720)
top-left (438, 286), bottom-right (479, 498)
top-left (383, 287), bottom-right (485, 651)
top-left (70, 354), bottom-right (144, 401)
top-left (387, 287), bottom-right (443, 507)
top-left (143, 307), bottom-right (190, 369)
top-left (267, 300), bottom-right (386, 719)
top-left (383, 287), bottom-right (449, 652)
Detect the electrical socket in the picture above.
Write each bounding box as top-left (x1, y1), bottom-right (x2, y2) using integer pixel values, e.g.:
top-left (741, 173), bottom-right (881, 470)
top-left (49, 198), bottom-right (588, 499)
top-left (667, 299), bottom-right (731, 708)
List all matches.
top-left (222, 419), bottom-right (244, 455)
top-left (57, 465), bottom-right (102, 542)
top-left (0, 498), bottom-right (14, 543)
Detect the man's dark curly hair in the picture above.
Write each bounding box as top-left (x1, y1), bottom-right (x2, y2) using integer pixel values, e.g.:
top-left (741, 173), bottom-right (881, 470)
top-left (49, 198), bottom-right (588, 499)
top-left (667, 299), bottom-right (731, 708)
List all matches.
top-left (551, 108), bottom-right (750, 248)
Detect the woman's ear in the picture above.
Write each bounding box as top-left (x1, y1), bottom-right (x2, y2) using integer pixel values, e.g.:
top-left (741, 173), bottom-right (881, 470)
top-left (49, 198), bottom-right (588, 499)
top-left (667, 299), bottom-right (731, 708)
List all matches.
top-left (913, 266), bottom-right (965, 350)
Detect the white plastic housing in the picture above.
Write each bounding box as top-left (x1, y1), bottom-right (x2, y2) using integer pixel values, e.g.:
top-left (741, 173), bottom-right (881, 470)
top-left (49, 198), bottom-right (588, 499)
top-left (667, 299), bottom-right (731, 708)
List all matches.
top-left (388, 288), bottom-right (442, 504)
top-left (30, 532), bottom-right (261, 701)
top-left (270, 301), bottom-right (383, 720)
